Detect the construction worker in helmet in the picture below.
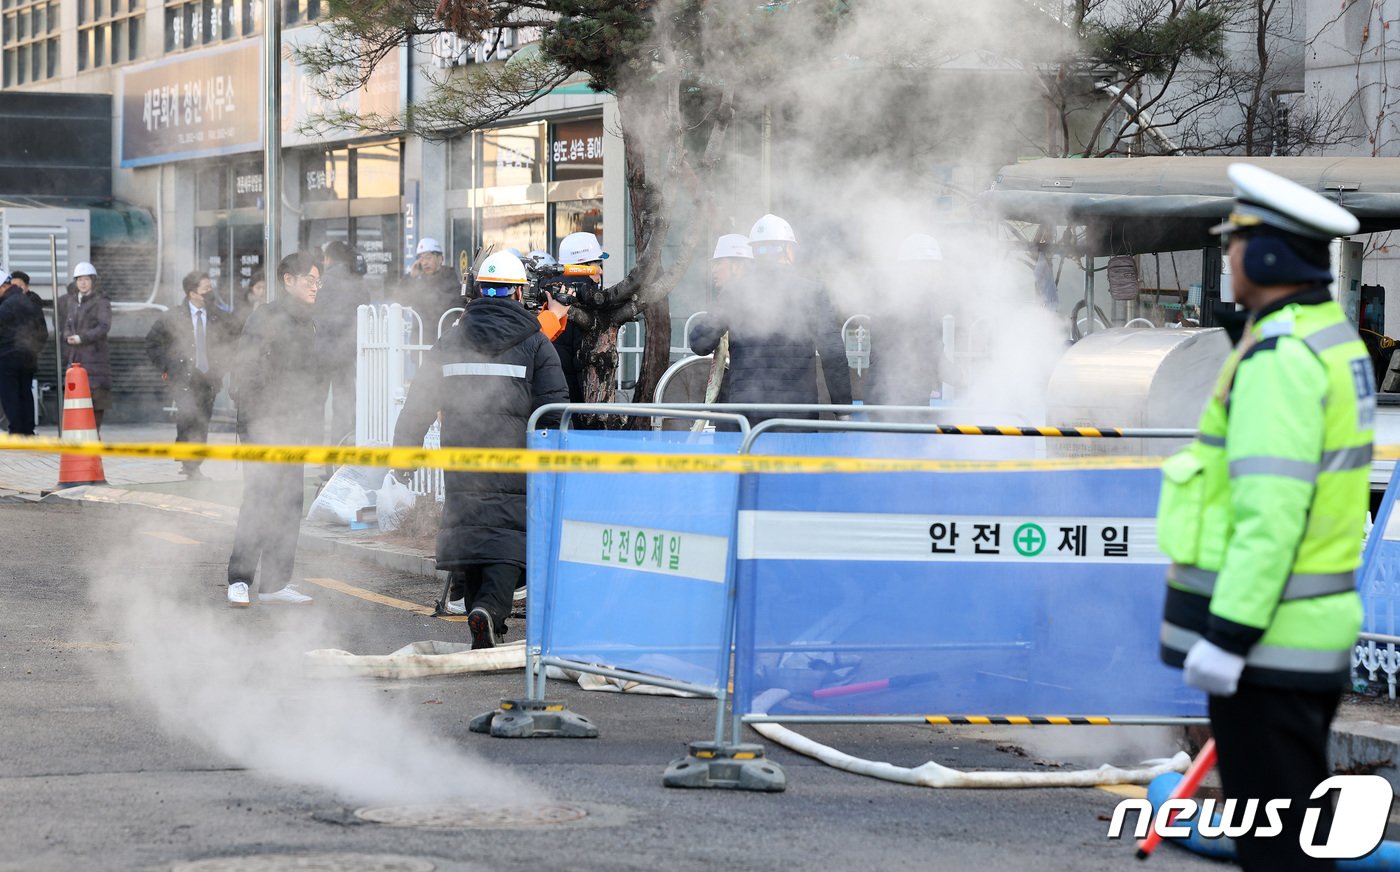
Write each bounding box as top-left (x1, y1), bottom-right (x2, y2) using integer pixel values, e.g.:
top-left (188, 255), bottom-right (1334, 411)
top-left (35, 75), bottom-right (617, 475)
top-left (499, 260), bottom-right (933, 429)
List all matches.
top-left (550, 231), bottom-right (607, 403)
top-left (399, 236), bottom-right (463, 327)
top-left (58, 261), bottom-right (113, 433)
top-left (393, 249), bottom-right (568, 647)
top-left (864, 232), bottom-right (949, 410)
top-left (688, 214), bottom-right (853, 426)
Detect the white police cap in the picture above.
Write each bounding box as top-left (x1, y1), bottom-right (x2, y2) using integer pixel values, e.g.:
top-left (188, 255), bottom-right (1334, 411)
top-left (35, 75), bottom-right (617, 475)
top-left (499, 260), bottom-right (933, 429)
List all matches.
top-left (712, 234), bottom-right (753, 260)
top-left (1211, 163), bottom-right (1360, 240)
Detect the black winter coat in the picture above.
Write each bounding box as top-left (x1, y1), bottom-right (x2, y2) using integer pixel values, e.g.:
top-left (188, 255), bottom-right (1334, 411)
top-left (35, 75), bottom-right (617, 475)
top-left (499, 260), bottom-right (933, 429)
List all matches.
top-left (57, 289), bottom-right (113, 389)
top-left (230, 299), bottom-right (328, 443)
top-left (688, 264), bottom-right (852, 418)
top-left (393, 297), bottom-right (569, 569)
top-left (0, 286), bottom-right (45, 371)
top-left (144, 301), bottom-right (235, 385)
top-left (398, 268), bottom-right (464, 334)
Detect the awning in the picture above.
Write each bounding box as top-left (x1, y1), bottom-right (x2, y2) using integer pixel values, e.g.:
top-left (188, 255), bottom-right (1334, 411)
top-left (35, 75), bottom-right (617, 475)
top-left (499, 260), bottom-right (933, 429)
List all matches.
top-left (981, 156), bottom-right (1400, 254)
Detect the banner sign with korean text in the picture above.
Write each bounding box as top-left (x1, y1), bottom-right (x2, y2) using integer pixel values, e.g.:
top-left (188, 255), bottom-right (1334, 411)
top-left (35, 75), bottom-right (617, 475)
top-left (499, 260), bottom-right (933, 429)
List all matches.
top-left (528, 429), bottom-right (743, 692)
top-left (731, 432), bottom-right (1204, 719)
top-left (120, 41), bottom-right (261, 167)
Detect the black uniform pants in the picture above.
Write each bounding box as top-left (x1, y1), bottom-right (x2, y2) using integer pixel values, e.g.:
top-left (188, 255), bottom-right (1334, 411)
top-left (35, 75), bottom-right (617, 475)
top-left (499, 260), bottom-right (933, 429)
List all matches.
top-left (1208, 683), bottom-right (1342, 872)
top-left (227, 458), bottom-right (304, 593)
top-left (0, 364), bottom-right (35, 435)
top-left (174, 372), bottom-right (216, 470)
top-left (448, 563), bottom-right (521, 630)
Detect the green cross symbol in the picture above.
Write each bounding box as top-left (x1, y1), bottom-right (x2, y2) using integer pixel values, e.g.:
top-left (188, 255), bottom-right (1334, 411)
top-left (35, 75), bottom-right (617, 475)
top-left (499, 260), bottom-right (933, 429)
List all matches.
top-left (1013, 523), bottom-right (1046, 557)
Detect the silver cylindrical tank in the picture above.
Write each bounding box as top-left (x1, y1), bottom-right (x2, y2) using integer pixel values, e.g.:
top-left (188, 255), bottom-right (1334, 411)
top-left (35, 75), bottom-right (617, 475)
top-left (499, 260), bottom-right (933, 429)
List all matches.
top-left (1046, 327), bottom-right (1231, 457)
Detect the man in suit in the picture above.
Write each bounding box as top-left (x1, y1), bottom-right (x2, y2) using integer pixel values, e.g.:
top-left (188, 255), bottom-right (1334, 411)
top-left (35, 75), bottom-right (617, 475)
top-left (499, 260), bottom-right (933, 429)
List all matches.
top-left (145, 271), bottom-right (232, 479)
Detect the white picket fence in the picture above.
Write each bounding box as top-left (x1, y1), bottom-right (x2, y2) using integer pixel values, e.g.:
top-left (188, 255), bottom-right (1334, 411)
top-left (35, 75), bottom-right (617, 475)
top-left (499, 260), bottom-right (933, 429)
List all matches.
top-left (355, 303), bottom-right (455, 502)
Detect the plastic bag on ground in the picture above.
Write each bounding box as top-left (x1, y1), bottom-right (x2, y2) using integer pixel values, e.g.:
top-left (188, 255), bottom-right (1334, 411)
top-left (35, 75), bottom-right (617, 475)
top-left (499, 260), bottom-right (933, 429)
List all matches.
top-left (307, 466), bottom-right (373, 525)
top-left (375, 472), bottom-right (417, 532)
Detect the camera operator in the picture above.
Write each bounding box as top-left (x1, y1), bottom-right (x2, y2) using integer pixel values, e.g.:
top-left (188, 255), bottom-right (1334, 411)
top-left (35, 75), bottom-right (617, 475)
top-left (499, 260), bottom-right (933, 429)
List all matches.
top-left (548, 232), bottom-right (608, 403)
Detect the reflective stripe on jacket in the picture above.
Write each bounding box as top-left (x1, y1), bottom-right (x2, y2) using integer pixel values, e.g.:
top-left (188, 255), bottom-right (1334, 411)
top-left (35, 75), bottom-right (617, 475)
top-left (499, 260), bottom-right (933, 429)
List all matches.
top-left (1155, 287), bottom-right (1370, 690)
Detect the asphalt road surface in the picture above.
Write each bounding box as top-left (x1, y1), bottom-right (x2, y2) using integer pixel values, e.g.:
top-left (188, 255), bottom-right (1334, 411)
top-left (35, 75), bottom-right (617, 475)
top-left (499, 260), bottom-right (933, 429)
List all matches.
top-left (0, 498), bottom-right (1221, 871)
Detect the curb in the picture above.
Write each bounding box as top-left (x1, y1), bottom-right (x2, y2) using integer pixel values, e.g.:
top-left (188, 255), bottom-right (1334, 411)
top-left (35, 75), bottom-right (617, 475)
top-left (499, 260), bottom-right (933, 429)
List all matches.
top-left (22, 482), bottom-right (1400, 784)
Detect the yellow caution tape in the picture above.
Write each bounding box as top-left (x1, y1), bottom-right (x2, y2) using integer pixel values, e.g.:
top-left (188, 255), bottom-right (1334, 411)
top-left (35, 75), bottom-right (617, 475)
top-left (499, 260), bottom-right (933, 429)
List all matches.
top-left (2, 434), bottom-right (1397, 476)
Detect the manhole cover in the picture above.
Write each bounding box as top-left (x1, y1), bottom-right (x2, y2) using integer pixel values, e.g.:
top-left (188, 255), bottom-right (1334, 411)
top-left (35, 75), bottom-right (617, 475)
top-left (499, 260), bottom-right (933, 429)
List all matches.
top-left (354, 803), bottom-right (588, 829)
top-left (172, 854), bottom-right (434, 872)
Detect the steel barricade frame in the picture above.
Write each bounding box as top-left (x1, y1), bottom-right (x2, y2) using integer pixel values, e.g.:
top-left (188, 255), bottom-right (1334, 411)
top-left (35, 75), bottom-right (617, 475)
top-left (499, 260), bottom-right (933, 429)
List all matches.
top-left (523, 405), bottom-right (750, 731)
top-left (726, 418), bottom-right (1207, 742)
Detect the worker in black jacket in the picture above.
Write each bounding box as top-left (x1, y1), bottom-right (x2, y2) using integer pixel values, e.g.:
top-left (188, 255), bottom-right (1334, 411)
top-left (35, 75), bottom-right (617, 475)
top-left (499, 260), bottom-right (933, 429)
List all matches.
top-left (393, 250), bottom-right (569, 648)
top-left (0, 271), bottom-right (44, 434)
top-left (688, 214), bottom-right (853, 425)
top-left (225, 251), bottom-right (329, 608)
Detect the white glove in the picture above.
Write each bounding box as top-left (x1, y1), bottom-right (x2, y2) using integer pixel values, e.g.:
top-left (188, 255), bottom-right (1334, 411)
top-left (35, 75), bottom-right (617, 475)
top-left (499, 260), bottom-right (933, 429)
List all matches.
top-left (1183, 638), bottom-right (1246, 697)
top-left (835, 413), bottom-right (853, 422)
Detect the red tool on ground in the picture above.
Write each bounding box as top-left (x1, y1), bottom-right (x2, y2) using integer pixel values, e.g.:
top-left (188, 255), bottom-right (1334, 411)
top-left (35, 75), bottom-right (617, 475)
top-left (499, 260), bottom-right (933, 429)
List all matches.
top-left (1137, 737), bottom-right (1217, 860)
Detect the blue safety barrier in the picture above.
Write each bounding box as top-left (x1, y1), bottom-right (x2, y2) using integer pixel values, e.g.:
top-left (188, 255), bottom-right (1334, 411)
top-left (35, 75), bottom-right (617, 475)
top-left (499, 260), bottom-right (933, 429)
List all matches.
top-left (1359, 464), bottom-right (1400, 638)
top-left (732, 432), bottom-right (1204, 719)
top-left (527, 429), bottom-right (743, 692)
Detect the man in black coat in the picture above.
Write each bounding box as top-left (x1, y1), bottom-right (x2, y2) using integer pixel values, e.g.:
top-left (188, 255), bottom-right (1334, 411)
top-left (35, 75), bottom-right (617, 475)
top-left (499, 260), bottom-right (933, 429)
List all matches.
top-left (0, 271), bottom-right (44, 434)
top-left (399, 237), bottom-right (463, 333)
top-left (145, 271), bottom-right (233, 478)
top-left (393, 250), bottom-right (569, 648)
top-left (225, 252), bottom-right (329, 608)
top-left (688, 214), bottom-right (853, 425)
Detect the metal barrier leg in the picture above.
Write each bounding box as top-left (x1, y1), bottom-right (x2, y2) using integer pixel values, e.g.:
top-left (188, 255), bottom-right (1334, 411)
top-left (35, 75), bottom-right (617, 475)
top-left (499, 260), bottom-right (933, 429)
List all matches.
top-left (664, 471), bottom-right (787, 792)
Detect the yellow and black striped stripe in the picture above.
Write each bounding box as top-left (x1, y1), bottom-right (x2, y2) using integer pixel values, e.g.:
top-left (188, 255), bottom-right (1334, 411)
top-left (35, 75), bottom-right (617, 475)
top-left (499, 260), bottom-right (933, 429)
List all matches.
top-left (925, 715), bottom-right (1114, 726)
top-left (936, 425), bottom-right (1120, 438)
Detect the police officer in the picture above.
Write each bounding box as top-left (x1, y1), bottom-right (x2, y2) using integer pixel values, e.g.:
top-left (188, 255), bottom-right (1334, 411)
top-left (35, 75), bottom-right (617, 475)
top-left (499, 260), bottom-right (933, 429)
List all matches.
top-left (1156, 164), bottom-right (1371, 871)
top-left (392, 250), bottom-right (569, 648)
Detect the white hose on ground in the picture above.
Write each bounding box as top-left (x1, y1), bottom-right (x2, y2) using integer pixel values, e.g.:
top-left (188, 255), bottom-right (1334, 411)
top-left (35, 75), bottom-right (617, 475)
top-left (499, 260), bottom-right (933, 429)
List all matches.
top-left (748, 688), bottom-right (1191, 789)
top-left (305, 640), bottom-right (526, 679)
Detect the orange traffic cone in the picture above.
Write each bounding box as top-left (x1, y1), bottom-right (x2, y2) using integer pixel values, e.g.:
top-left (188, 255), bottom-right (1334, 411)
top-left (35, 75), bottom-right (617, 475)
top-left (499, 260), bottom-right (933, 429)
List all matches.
top-left (57, 363), bottom-right (106, 488)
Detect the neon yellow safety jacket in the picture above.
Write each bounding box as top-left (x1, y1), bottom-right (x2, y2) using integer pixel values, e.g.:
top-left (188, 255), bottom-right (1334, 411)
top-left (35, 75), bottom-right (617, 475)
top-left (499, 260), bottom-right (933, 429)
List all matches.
top-left (1157, 287), bottom-right (1372, 690)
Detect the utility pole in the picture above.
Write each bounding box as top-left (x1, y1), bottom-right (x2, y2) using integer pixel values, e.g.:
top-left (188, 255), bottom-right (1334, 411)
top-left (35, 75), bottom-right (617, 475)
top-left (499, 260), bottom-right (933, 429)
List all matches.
top-left (262, 0), bottom-right (282, 299)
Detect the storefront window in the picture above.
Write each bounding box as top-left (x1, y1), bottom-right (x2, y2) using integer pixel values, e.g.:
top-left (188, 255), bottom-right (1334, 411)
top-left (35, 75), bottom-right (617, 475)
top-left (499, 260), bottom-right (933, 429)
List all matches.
top-left (554, 199), bottom-right (603, 243)
top-left (301, 147), bottom-right (349, 202)
top-left (481, 204), bottom-right (545, 257)
top-left (481, 122), bottom-right (544, 187)
top-left (196, 163), bottom-right (229, 211)
top-left (354, 141), bottom-right (400, 200)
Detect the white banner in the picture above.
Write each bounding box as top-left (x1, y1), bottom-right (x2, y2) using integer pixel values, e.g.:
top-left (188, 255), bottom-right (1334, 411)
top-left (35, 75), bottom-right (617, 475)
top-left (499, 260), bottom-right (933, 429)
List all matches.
top-left (738, 511), bottom-right (1166, 564)
top-left (559, 520), bottom-right (730, 583)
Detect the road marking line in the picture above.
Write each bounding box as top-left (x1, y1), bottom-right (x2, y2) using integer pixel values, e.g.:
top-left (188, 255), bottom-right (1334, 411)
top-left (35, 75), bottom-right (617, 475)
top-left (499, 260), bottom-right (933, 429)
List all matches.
top-left (1097, 784), bottom-right (1148, 799)
top-left (141, 530), bottom-right (202, 545)
top-left (301, 576), bottom-right (469, 621)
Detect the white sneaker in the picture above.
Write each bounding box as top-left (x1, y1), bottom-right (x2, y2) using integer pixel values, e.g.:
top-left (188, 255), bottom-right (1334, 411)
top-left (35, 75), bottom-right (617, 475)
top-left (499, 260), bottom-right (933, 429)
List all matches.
top-left (259, 585), bottom-right (313, 605)
top-left (445, 598), bottom-right (466, 615)
top-left (228, 581), bottom-right (250, 608)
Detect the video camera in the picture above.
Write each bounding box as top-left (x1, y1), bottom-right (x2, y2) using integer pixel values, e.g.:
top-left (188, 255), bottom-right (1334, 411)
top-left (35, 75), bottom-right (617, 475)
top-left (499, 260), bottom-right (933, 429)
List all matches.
top-left (520, 251), bottom-right (601, 312)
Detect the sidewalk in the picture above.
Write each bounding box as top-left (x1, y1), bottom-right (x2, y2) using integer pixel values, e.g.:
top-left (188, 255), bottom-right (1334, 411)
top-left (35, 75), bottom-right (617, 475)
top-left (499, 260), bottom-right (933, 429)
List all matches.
top-left (3, 424), bottom-right (1400, 788)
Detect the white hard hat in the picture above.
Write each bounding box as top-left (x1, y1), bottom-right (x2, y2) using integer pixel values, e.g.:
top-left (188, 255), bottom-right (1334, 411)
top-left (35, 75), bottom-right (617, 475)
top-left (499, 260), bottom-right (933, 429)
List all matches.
top-left (1211, 163), bottom-right (1360, 239)
top-left (558, 232), bottom-right (607, 264)
top-left (896, 233), bottom-right (944, 262)
top-left (416, 237), bottom-right (444, 256)
top-left (712, 234), bottom-right (753, 260)
top-left (476, 251), bottom-right (529, 293)
top-left (748, 214), bottom-right (797, 246)
top-left (73, 262), bottom-right (97, 278)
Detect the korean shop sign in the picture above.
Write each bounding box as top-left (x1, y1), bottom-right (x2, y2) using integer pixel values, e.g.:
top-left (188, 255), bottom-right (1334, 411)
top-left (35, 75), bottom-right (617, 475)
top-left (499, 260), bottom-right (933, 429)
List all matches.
top-left (120, 41), bottom-right (261, 167)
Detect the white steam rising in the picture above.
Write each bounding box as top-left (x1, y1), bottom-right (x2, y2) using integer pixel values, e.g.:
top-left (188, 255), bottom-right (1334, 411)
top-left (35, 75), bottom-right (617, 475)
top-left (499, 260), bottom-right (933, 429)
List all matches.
top-left (87, 533), bottom-right (541, 807)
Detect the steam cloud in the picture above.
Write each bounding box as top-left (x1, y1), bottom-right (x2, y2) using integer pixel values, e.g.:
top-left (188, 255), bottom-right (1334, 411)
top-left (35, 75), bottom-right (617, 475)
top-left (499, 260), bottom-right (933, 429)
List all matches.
top-left (85, 527), bottom-right (542, 807)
